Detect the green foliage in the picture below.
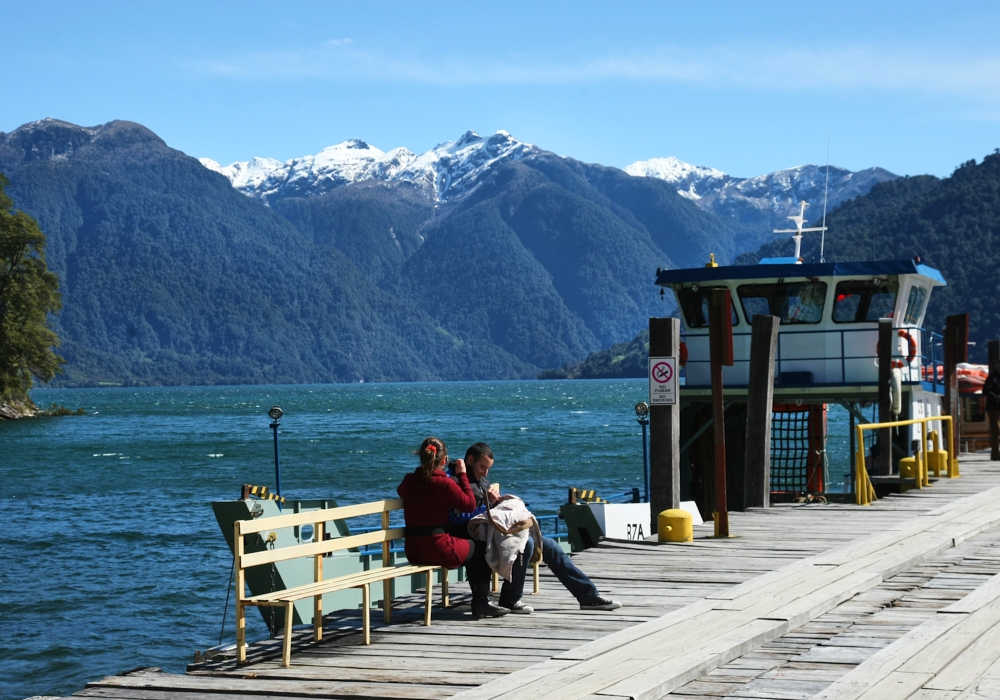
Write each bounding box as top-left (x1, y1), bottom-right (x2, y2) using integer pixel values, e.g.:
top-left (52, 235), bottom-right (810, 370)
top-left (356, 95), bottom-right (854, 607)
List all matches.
top-left (0, 173), bottom-right (63, 400)
top-left (42, 402), bottom-right (85, 416)
top-left (540, 330), bottom-right (649, 380)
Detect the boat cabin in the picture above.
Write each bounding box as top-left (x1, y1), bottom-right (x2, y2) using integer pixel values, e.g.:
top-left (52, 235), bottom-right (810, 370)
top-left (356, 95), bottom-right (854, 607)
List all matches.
top-left (656, 259), bottom-right (946, 396)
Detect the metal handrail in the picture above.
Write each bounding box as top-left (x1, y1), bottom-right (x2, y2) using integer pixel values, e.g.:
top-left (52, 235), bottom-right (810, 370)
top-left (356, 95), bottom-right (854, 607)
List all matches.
top-left (854, 415), bottom-right (959, 506)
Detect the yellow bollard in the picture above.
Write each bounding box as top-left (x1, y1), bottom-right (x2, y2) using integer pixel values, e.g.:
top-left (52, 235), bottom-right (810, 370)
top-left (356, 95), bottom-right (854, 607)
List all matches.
top-left (928, 430), bottom-right (948, 478)
top-left (659, 509), bottom-right (693, 543)
top-left (899, 456), bottom-right (918, 493)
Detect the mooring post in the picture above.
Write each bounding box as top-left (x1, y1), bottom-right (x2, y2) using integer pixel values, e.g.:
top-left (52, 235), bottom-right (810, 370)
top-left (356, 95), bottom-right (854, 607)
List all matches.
top-left (944, 314), bottom-right (969, 459)
top-left (648, 316), bottom-right (680, 532)
top-left (877, 319), bottom-right (893, 476)
top-left (744, 314), bottom-right (778, 509)
top-left (709, 289), bottom-right (734, 536)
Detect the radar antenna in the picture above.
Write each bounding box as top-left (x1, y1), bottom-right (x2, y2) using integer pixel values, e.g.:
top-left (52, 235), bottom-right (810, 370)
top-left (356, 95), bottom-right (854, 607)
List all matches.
top-left (773, 200), bottom-right (828, 263)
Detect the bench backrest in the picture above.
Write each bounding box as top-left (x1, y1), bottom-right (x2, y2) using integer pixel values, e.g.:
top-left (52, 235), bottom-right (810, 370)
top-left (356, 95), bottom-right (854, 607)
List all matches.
top-left (235, 498), bottom-right (404, 571)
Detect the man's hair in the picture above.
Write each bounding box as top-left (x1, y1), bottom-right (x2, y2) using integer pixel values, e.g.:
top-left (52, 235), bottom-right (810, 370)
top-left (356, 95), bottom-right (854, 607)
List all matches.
top-left (465, 442), bottom-right (493, 462)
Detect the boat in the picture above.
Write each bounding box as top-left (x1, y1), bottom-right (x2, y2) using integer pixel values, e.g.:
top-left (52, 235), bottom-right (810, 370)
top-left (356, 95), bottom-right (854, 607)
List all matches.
top-left (654, 201), bottom-right (950, 511)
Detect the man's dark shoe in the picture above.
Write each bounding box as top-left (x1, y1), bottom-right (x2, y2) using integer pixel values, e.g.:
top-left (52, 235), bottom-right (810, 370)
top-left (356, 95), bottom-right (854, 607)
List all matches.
top-left (579, 595), bottom-right (621, 611)
top-left (472, 599), bottom-right (510, 618)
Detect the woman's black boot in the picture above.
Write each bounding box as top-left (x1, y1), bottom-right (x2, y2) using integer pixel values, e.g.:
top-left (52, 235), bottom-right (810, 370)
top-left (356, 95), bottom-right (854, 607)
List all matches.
top-left (471, 583), bottom-right (509, 618)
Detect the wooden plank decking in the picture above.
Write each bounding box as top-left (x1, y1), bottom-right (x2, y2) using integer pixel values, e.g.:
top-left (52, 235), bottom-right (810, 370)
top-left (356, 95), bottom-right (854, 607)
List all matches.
top-left (66, 453), bottom-right (1000, 700)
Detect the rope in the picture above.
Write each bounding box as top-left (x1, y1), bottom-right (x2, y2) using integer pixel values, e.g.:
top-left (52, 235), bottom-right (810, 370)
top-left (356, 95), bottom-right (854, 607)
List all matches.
top-left (219, 555), bottom-right (235, 646)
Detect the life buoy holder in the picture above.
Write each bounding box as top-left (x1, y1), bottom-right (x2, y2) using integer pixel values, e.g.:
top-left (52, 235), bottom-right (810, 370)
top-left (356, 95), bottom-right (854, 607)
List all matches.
top-left (679, 341), bottom-right (688, 367)
top-left (876, 329), bottom-right (917, 366)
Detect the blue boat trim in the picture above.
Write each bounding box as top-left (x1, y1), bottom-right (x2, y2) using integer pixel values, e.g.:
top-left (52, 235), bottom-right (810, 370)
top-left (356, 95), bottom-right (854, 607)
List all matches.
top-left (655, 259), bottom-right (946, 286)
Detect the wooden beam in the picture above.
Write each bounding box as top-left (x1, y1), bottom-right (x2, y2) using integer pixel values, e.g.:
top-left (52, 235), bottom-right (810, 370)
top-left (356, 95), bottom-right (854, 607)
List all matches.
top-left (877, 319), bottom-right (893, 477)
top-left (744, 315), bottom-right (779, 509)
top-left (649, 316), bottom-right (681, 531)
top-left (710, 289), bottom-right (734, 536)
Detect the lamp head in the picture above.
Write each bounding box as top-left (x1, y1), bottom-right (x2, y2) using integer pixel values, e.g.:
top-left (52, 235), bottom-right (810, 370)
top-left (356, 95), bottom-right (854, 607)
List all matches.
top-left (635, 401), bottom-right (650, 418)
top-left (268, 405), bottom-right (283, 422)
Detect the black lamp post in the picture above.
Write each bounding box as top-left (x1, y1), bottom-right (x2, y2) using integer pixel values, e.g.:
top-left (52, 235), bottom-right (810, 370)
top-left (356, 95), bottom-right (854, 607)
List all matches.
top-left (268, 405), bottom-right (283, 509)
top-left (635, 401), bottom-right (650, 503)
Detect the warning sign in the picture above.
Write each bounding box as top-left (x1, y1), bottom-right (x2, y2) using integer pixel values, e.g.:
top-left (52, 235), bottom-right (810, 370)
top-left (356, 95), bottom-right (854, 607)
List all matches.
top-left (649, 356), bottom-right (677, 405)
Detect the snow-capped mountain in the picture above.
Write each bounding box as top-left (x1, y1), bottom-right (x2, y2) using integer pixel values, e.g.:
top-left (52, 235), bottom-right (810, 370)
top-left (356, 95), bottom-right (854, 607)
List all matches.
top-left (201, 130), bottom-right (538, 204)
top-left (626, 156), bottom-right (897, 241)
top-left (624, 156), bottom-right (732, 201)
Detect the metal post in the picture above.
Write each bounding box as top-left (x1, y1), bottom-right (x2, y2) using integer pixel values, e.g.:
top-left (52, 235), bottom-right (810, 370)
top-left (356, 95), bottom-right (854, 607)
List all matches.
top-left (268, 405), bottom-right (284, 510)
top-left (271, 420), bottom-right (282, 501)
top-left (640, 416), bottom-right (650, 503)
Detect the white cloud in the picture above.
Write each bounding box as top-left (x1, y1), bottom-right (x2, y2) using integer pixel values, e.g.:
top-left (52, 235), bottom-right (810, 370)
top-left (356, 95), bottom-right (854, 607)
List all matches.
top-left (183, 41), bottom-right (1000, 100)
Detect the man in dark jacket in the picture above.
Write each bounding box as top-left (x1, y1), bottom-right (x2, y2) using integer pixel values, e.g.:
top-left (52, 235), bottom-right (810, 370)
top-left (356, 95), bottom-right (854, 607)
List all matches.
top-left (449, 442), bottom-right (621, 614)
top-left (984, 363), bottom-right (1000, 461)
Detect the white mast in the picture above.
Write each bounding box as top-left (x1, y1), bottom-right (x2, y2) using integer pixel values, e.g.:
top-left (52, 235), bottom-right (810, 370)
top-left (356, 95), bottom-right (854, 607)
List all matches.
top-left (773, 201), bottom-right (828, 263)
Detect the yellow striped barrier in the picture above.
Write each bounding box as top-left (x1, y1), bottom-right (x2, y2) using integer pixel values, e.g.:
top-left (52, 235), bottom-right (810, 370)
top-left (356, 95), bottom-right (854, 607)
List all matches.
top-left (242, 483), bottom-right (286, 504)
top-left (855, 415), bottom-right (958, 506)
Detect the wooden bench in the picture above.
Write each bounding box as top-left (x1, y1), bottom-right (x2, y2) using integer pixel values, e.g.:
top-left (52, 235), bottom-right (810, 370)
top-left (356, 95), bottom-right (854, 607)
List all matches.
top-left (234, 498), bottom-right (449, 667)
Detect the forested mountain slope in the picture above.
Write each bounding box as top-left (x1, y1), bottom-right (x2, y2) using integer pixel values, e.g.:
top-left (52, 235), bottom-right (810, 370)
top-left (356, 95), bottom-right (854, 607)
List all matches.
top-left (0, 120), bottom-right (533, 385)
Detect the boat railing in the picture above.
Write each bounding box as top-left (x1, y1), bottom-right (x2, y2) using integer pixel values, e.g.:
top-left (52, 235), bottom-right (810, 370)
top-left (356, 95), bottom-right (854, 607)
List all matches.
top-left (682, 325), bottom-right (945, 390)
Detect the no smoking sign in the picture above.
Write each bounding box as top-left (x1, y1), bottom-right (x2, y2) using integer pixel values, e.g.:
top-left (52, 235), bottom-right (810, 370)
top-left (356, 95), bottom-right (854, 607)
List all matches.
top-left (648, 356), bottom-right (677, 405)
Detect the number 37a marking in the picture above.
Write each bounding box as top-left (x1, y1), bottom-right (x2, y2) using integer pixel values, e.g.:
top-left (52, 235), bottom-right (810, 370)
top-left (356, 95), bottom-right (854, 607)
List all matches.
top-left (626, 523), bottom-right (645, 540)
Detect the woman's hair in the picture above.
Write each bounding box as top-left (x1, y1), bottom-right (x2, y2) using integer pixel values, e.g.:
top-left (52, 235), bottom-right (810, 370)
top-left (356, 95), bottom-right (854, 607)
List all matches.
top-left (417, 437), bottom-right (447, 480)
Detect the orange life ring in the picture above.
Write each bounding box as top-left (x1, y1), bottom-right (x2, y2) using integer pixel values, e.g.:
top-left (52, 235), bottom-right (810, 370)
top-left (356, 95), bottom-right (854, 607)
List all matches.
top-left (679, 341), bottom-right (688, 367)
top-left (877, 329), bottom-right (917, 365)
top-left (899, 329), bottom-right (916, 364)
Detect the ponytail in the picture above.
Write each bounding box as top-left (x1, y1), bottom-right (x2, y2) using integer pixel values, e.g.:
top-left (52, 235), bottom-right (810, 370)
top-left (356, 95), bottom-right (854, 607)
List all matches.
top-left (417, 437), bottom-right (447, 480)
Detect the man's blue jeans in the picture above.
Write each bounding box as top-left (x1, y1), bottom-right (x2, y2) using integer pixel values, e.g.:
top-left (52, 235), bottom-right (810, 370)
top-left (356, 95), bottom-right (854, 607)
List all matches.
top-left (499, 535), bottom-right (599, 605)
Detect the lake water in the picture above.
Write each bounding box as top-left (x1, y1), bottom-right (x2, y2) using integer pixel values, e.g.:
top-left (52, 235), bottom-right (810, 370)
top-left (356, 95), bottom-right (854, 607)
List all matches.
top-left (1, 379), bottom-right (854, 700)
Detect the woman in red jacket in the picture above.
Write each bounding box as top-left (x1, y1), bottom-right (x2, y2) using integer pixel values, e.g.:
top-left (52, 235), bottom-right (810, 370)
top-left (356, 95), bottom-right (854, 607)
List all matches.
top-left (397, 437), bottom-right (507, 617)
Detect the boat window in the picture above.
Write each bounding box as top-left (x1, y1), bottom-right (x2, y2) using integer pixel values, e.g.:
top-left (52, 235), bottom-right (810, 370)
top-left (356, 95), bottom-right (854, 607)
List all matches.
top-left (676, 287), bottom-right (738, 328)
top-left (737, 282), bottom-right (827, 325)
top-left (903, 286), bottom-right (928, 325)
top-left (832, 280), bottom-right (899, 323)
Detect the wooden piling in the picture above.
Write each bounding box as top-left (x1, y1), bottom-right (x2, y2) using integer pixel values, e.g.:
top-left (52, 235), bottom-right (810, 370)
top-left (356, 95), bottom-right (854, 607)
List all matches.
top-left (709, 289), bottom-right (734, 536)
top-left (877, 319), bottom-right (893, 476)
top-left (944, 314), bottom-right (969, 459)
top-left (744, 315), bottom-right (778, 509)
top-left (649, 317), bottom-right (681, 531)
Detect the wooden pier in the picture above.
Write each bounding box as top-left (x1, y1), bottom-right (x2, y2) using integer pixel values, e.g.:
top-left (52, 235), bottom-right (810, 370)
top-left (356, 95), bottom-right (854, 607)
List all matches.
top-left (64, 453), bottom-right (1000, 700)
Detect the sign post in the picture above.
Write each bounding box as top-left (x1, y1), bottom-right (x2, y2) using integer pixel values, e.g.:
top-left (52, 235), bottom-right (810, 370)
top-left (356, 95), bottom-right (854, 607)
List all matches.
top-left (649, 357), bottom-right (678, 406)
top-left (648, 317), bottom-right (681, 532)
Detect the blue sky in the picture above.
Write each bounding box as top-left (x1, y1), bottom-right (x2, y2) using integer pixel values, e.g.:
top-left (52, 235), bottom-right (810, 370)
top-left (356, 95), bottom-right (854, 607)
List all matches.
top-left (4, 1), bottom-right (999, 178)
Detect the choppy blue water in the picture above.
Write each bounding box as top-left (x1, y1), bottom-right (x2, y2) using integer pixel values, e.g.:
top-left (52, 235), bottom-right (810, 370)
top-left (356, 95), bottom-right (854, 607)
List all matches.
top-left (1, 380), bottom-right (853, 700)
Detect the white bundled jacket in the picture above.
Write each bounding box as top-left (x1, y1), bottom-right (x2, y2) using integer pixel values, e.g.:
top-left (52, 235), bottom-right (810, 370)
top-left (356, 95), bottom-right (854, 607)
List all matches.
top-left (468, 496), bottom-right (542, 582)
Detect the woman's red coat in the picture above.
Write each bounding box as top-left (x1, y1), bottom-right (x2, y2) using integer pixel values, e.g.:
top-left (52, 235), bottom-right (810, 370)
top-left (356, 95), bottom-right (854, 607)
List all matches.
top-left (397, 468), bottom-right (477, 569)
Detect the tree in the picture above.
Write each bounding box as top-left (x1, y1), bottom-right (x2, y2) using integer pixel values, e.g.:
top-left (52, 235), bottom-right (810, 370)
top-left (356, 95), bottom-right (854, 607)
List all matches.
top-left (0, 173), bottom-right (63, 401)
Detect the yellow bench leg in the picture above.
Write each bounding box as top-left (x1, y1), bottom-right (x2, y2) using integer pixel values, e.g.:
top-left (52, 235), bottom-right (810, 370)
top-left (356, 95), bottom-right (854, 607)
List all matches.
top-left (313, 593), bottom-right (323, 643)
top-left (236, 602), bottom-right (247, 664)
top-left (533, 560), bottom-right (540, 595)
top-left (442, 568), bottom-right (450, 608)
top-left (282, 602), bottom-right (293, 668)
top-left (362, 584), bottom-right (371, 645)
top-left (492, 570), bottom-right (499, 593)
top-left (383, 578), bottom-right (392, 624)
top-left (425, 570), bottom-right (433, 627)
